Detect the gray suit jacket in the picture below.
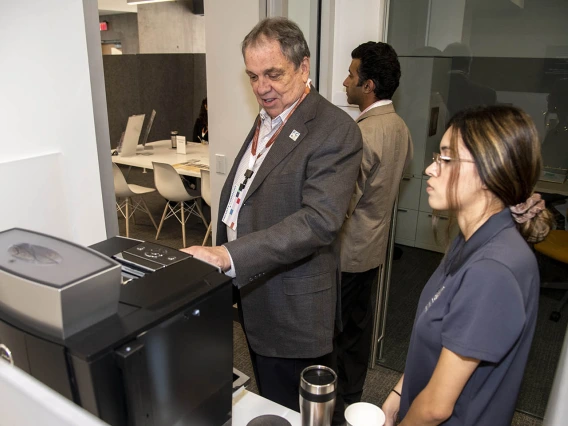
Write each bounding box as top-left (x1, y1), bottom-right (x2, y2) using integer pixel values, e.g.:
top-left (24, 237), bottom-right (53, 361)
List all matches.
top-left (217, 88), bottom-right (363, 358)
top-left (340, 103), bottom-right (413, 272)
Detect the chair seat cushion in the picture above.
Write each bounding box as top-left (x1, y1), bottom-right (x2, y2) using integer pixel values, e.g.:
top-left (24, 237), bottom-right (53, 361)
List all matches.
top-left (167, 189), bottom-right (201, 202)
top-left (535, 230), bottom-right (568, 264)
top-left (128, 184), bottom-right (156, 195)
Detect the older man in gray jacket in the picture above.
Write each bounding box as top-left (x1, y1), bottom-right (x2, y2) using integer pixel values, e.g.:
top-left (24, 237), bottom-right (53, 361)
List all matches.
top-left (184, 18), bottom-right (362, 414)
top-left (338, 41), bottom-right (413, 406)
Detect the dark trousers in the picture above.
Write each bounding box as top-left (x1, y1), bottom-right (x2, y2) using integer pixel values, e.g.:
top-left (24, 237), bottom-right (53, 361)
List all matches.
top-left (335, 267), bottom-right (379, 405)
top-left (235, 288), bottom-right (345, 424)
top-left (250, 351), bottom-right (338, 412)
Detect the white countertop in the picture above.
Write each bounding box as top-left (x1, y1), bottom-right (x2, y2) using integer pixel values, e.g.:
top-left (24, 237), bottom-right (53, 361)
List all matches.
top-left (535, 179), bottom-right (568, 197)
top-left (111, 140), bottom-right (209, 178)
top-left (231, 388), bottom-right (301, 426)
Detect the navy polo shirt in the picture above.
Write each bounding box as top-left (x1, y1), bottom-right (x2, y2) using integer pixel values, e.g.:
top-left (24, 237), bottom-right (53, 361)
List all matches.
top-left (399, 209), bottom-right (539, 426)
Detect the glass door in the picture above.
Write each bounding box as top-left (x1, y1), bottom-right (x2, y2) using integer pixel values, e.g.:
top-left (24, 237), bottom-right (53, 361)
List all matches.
top-left (384, 0), bottom-right (568, 420)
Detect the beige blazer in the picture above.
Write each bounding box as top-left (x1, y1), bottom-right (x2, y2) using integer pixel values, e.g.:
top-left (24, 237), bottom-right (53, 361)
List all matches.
top-left (340, 103), bottom-right (413, 273)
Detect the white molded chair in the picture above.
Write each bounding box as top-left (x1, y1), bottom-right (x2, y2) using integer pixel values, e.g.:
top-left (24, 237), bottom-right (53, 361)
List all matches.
top-left (200, 169), bottom-right (212, 246)
top-left (112, 163), bottom-right (158, 237)
top-left (152, 162), bottom-right (208, 248)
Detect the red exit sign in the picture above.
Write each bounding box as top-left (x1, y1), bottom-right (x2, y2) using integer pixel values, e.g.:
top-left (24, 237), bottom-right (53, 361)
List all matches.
top-left (100, 21), bottom-right (109, 31)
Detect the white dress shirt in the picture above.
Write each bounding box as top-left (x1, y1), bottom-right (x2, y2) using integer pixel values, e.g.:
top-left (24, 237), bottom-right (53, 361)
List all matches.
top-left (357, 99), bottom-right (392, 119)
top-left (223, 97), bottom-right (301, 277)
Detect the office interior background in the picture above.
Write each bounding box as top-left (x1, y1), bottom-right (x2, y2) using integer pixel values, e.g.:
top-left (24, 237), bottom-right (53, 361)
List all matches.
top-left (1, 0), bottom-right (568, 425)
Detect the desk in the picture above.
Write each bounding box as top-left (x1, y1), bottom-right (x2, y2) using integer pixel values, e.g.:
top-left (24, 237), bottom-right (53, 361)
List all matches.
top-left (111, 140), bottom-right (209, 178)
top-left (536, 180), bottom-right (568, 197)
top-left (231, 388), bottom-right (300, 426)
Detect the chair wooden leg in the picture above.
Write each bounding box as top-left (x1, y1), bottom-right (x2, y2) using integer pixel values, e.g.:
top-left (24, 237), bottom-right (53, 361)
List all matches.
top-left (195, 200), bottom-right (209, 230)
top-left (181, 202), bottom-right (186, 248)
top-left (202, 223), bottom-right (212, 246)
top-left (141, 197), bottom-right (158, 230)
top-left (125, 197), bottom-right (130, 237)
top-left (156, 203), bottom-right (169, 240)
top-left (132, 198), bottom-right (137, 225)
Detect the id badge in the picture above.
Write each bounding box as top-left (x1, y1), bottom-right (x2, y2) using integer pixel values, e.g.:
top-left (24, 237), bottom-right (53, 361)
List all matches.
top-left (222, 184), bottom-right (244, 231)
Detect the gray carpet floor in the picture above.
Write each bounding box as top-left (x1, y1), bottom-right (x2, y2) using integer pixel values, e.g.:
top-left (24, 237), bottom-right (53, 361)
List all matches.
top-left (121, 165), bottom-right (558, 425)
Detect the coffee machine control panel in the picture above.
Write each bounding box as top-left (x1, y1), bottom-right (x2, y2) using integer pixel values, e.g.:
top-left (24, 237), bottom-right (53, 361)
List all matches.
top-left (112, 242), bottom-right (191, 282)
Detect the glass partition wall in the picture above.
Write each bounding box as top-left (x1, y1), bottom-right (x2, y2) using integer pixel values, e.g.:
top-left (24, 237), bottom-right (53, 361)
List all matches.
top-left (384, 0), bottom-right (568, 420)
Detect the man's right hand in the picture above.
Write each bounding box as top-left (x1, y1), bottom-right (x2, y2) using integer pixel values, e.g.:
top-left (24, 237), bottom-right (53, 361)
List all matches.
top-left (180, 246), bottom-right (231, 272)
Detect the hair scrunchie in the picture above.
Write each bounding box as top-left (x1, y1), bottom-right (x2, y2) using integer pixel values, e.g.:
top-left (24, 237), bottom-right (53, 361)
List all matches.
top-left (510, 193), bottom-right (546, 224)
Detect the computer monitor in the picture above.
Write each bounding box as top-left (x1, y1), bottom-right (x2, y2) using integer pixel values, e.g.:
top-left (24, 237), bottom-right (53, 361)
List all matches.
top-left (140, 109), bottom-right (156, 149)
top-left (118, 114), bottom-right (145, 157)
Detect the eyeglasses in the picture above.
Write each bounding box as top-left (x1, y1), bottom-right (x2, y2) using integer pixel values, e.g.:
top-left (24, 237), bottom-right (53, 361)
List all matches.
top-left (431, 152), bottom-right (475, 174)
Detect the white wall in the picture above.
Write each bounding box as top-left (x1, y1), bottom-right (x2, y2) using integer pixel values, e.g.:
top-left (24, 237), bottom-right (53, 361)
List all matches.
top-left (426, 0), bottom-right (466, 51)
top-left (326, 0), bottom-right (387, 117)
top-left (288, 0), bottom-right (310, 44)
top-left (0, 0), bottom-right (113, 246)
top-left (138, 2), bottom-right (206, 53)
top-left (288, 0), bottom-right (319, 84)
top-left (98, 0), bottom-right (137, 14)
top-left (204, 0), bottom-right (260, 244)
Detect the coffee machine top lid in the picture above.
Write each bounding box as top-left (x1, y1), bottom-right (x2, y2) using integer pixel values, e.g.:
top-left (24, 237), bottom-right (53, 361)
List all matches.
top-left (0, 228), bottom-right (117, 288)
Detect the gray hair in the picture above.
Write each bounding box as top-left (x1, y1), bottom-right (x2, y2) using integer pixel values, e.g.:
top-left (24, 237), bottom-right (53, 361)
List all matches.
top-left (241, 17), bottom-right (310, 69)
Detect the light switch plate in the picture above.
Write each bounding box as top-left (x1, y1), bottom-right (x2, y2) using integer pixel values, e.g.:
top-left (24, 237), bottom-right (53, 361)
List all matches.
top-left (215, 154), bottom-right (226, 174)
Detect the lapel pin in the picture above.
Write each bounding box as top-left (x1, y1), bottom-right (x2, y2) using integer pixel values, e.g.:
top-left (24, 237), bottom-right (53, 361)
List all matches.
top-left (289, 130), bottom-right (300, 141)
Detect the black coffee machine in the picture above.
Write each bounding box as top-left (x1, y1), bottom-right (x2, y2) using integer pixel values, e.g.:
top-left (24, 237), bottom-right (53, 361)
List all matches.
top-left (0, 229), bottom-right (233, 426)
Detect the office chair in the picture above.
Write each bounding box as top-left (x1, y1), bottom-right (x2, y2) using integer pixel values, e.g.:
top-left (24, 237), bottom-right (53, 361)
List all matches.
top-left (200, 169), bottom-right (212, 246)
top-left (112, 163), bottom-right (158, 238)
top-left (152, 162), bottom-right (208, 248)
top-left (535, 228), bottom-right (568, 322)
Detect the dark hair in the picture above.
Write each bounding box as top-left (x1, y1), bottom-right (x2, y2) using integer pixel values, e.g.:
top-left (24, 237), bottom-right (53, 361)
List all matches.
top-left (241, 17), bottom-right (310, 69)
top-left (351, 42), bottom-right (401, 100)
top-left (198, 97), bottom-right (207, 123)
top-left (444, 105), bottom-right (553, 243)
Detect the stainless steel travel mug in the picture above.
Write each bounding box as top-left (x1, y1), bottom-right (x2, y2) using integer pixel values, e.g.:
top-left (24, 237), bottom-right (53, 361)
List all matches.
top-left (299, 365), bottom-right (337, 426)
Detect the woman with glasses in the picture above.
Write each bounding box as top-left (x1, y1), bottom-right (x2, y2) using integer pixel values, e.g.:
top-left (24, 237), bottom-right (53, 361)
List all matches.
top-left (382, 105), bottom-right (554, 426)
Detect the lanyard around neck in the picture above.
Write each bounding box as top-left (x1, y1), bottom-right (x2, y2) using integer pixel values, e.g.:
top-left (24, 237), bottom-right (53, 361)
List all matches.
top-left (250, 84), bottom-right (310, 158)
top-left (238, 85), bottom-right (310, 191)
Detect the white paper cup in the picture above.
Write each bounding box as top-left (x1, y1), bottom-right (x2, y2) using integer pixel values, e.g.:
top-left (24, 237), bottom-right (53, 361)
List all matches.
top-left (344, 402), bottom-right (386, 426)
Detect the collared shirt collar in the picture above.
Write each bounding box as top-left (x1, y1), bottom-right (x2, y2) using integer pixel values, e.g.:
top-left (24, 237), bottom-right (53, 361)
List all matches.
top-left (358, 99), bottom-right (393, 119)
top-left (259, 98), bottom-right (298, 129)
top-left (444, 208), bottom-right (516, 276)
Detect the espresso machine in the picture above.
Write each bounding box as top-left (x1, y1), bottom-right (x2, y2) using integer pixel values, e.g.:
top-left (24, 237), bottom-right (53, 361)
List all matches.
top-left (0, 229), bottom-right (233, 426)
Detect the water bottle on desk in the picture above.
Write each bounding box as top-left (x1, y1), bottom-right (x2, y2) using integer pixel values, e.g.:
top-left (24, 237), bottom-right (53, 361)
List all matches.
top-left (171, 131), bottom-right (178, 149)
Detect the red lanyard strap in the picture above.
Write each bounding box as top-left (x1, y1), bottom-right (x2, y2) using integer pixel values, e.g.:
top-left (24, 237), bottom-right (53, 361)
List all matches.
top-left (250, 84), bottom-right (310, 157)
top-left (239, 85), bottom-right (311, 192)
